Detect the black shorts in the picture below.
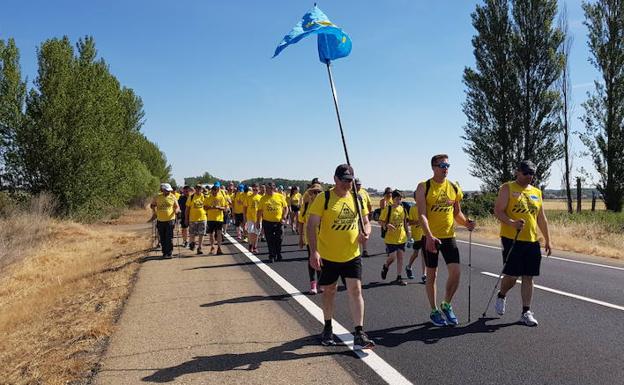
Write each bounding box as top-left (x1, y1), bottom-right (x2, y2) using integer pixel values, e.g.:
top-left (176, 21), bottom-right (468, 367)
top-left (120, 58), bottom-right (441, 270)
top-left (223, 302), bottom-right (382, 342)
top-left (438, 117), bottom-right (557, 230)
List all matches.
top-left (207, 221), bottom-right (223, 233)
top-left (318, 257), bottom-right (362, 286)
top-left (412, 240), bottom-right (423, 250)
top-left (423, 237), bottom-right (460, 268)
top-left (291, 205), bottom-right (300, 213)
top-left (234, 213), bottom-right (244, 226)
top-left (386, 243), bottom-right (406, 253)
top-left (501, 237), bottom-right (542, 276)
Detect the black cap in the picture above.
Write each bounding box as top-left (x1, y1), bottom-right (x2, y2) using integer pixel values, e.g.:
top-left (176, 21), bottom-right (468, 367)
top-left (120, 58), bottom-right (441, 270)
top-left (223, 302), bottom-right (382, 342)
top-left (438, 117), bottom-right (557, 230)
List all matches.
top-left (518, 160), bottom-right (537, 173)
top-left (311, 177), bottom-right (320, 184)
top-left (355, 178), bottom-right (361, 185)
top-left (334, 164), bottom-right (354, 181)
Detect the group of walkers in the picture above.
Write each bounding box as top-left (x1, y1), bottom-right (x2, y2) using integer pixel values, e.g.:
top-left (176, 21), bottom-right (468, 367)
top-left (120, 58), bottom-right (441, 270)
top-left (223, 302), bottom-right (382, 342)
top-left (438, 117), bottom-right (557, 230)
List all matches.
top-left (151, 154), bottom-right (552, 349)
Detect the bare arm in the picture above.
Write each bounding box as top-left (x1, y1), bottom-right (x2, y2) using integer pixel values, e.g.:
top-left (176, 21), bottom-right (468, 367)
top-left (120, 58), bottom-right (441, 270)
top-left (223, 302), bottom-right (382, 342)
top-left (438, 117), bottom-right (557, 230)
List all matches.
top-left (537, 205), bottom-right (552, 255)
top-left (307, 214), bottom-right (322, 270)
top-left (453, 201), bottom-right (475, 230)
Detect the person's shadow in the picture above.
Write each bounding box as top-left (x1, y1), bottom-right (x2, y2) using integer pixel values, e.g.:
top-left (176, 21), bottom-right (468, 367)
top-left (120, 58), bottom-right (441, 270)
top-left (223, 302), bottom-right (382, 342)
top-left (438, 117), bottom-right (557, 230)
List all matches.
top-left (369, 317), bottom-right (519, 347)
top-left (141, 336), bottom-right (354, 383)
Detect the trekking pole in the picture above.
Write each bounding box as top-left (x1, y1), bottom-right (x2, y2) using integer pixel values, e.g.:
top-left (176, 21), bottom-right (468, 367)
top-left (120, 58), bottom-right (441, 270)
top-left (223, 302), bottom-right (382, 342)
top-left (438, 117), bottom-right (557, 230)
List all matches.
top-left (481, 228), bottom-right (520, 318)
top-left (468, 220), bottom-right (474, 323)
top-left (176, 218), bottom-right (181, 258)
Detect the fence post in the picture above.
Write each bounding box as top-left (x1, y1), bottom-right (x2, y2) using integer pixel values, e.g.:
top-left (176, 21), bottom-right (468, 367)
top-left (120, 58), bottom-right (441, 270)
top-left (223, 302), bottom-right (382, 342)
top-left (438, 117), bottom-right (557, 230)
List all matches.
top-left (576, 177), bottom-right (582, 213)
top-left (591, 191), bottom-right (596, 211)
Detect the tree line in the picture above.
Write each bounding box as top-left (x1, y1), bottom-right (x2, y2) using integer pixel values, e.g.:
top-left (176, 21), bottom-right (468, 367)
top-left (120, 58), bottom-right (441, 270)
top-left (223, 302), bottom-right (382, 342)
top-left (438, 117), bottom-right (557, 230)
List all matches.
top-left (463, 0), bottom-right (624, 212)
top-left (0, 36), bottom-right (170, 220)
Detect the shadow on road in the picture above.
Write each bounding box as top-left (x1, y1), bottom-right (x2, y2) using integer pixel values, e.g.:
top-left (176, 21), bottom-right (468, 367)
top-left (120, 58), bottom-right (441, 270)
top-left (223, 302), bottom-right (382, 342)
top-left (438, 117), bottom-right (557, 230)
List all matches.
top-left (200, 293), bottom-right (298, 308)
top-left (140, 336), bottom-right (354, 383)
top-left (369, 318), bottom-right (519, 346)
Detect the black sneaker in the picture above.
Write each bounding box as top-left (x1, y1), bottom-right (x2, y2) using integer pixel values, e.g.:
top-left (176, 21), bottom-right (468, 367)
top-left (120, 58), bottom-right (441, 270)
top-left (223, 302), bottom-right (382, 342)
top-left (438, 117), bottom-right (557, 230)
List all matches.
top-left (276, 255), bottom-right (283, 261)
top-left (197, 248), bottom-right (203, 255)
top-left (216, 248), bottom-right (223, 255)
top-left (320, 329), bottom-right (336, 346)
top-left (405, 266), bottom-right (415, 280)
top-left (189, 242), bottom-right (195, 251)
top-left (353, 332), bottom-right (375, 350)
top-left (267, 256), bottom-right (274, 264)
top-left (394, 276), bottom-right (407, 286)
top-left (182, 241), bottom-right (188, 248)
top-left (362, 250), bottom-right (369, 258)
top-left (381, 264), bottom-right (388, 280)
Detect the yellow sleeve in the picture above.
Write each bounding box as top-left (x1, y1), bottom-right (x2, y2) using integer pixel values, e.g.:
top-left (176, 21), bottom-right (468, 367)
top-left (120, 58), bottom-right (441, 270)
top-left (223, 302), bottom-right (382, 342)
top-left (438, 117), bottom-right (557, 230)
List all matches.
top-left (307, 192), bottom-right (325, 217)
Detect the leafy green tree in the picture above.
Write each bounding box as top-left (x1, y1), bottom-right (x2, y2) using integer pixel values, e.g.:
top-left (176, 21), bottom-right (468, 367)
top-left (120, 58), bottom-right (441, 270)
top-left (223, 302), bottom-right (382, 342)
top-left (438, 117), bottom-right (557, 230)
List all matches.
top-left (463, 0), bottom-right (520, 191)
top-left (0, 38), bottom-right (27, 190)
top-left (580, 0), bottom-right (624, 212)
top-left (511, 0), bottom-right (565, 186)
top-left (463, 0), bottom-right (565, 191)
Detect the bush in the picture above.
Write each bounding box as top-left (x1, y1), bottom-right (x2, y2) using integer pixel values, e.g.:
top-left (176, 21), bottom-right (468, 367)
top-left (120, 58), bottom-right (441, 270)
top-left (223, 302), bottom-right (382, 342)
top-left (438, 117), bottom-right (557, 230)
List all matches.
top-left (462, 192), bottom-right (497, 218)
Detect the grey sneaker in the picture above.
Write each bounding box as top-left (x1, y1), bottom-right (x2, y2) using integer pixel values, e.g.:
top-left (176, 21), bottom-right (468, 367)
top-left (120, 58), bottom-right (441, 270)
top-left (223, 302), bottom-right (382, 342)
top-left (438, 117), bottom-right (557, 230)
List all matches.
top-left (320, 329), bottom-right (336, 346)
top-left (353, 332), bottom-right (375, 350)
top-left (495, 296), bottom-right (506, 316)
top-left (520, 310), bottom-right (538, 326)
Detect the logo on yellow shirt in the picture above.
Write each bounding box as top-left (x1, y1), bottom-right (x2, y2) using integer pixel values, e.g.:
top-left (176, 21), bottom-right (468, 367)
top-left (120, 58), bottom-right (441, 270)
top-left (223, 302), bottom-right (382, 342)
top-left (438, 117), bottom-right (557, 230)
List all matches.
top-left (331, 203), bottom-right (357, 231)
top-left (431, 191), bottom-right (454, 213)
top-left (512, 194), bottom-right (539, 215)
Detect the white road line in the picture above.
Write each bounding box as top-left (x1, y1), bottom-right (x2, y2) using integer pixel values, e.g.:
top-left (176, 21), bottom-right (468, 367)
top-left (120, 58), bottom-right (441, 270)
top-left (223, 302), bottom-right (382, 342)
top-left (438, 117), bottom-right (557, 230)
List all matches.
top-left (480, 271), bottom-right (624, 311)
top-left (224, 233), bottom-right (413, 385)
top-left (371, 222), bottom-right (623, 271)
top-left (458, 239), bottom-right (624, 272)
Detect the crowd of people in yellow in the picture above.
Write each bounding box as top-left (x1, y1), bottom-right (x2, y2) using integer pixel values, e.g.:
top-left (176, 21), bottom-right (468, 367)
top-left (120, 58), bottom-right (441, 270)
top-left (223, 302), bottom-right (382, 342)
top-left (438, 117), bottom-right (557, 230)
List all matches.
top-left (150, 155), bottom-right (552, 349)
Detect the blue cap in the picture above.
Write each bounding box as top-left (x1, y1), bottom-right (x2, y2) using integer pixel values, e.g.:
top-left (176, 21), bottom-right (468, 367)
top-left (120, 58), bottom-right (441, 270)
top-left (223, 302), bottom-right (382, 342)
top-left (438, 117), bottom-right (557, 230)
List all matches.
top-left (214, 181), bottom-right (221, 188)
top-left (238, 184), bottom-right (244, 192)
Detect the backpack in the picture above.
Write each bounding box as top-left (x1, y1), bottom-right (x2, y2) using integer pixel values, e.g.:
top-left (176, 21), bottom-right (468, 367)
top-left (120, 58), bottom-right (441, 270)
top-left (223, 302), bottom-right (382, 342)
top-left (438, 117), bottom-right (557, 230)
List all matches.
top-left (323, 190), bottom-right (364, 211)
top-left (380, 203), bottom-right (410, 238)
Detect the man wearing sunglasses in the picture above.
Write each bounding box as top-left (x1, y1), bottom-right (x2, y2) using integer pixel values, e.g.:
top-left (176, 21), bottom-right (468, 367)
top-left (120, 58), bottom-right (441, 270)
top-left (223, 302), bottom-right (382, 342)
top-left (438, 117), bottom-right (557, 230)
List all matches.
top-left (307, 164), bottom-right (375, 349)
top-left (416, 154), bottom-right (475, 326)
top-left (493, 160), bottom-right (552, 326)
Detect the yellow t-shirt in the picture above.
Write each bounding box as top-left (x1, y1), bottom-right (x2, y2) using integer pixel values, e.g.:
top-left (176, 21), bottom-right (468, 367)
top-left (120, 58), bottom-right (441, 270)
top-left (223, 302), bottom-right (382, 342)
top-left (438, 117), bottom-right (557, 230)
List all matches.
top-left (233, 192), bottom-right (246, 214)
top-left (186, 193), bottom-right (208, 222)
top-left (259, 193), bottom-right (287, 222)
top-left (288, 192), bottom-right (302, 207)
top-left (423, 179), bottom-right (463, 239)
top-left (380, 197), bottom-right (392, 209)
top-left (358, 188), bottom-right (372, 210)
top-left (245, 193), bottom-right (262, 223)
top-left (155, 194), bottom-right (177, 222)
top-left (380, 205), bottom-right (407, 245)
top-left (308, 189), bottom-right (369, 263)
top-left (407, 204), bottom-right (423, 240)
top-left (205, 193), bottom-right (228, 222)
top-left (500, 181), bottom-right (542, 242)
top-left (173, 192), bottom-right (181, 200)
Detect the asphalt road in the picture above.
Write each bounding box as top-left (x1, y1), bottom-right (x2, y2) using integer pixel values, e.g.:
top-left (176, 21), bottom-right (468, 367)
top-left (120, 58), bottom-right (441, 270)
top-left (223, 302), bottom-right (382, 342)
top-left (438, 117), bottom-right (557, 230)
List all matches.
top-left (222, 225), bottom-right (624, 385)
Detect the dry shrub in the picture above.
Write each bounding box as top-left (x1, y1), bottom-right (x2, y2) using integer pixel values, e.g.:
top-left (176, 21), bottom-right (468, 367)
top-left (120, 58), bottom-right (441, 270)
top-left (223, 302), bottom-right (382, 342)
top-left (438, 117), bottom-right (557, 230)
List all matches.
top-left (0, 193), bottom-right (58, 271)
top-left (473, 213), bottom-right (623, 260)
top-left (0, 207), bottom-right (151, 385)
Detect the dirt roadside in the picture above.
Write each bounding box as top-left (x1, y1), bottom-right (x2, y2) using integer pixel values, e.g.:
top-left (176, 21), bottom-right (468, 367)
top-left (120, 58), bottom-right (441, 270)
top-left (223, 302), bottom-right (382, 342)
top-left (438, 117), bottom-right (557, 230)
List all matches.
top-left (93, 231), bottom-right (360, 385)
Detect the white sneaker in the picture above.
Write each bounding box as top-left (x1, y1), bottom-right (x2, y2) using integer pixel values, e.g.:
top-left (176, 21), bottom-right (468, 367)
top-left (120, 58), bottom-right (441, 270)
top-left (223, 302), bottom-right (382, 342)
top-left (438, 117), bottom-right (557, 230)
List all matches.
top-left (520, 310), bottom-right (538, 326)
top-left (495, 296), bottom-right (506, 315)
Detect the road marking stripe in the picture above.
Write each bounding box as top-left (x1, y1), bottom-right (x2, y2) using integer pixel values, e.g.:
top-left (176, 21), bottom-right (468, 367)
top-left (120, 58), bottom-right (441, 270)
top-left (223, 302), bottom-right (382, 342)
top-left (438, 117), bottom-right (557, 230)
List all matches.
top-left (480, 271), bottom-right (624, 311)
top-left (224, 233), bottom-right (413, 385)
top-left (459, 240), bottom-right (624, 271)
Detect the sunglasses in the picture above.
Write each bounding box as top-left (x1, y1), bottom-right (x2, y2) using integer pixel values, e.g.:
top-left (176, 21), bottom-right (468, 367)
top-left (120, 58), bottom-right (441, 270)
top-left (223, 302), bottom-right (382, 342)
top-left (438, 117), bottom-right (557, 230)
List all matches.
top-left (522, 171), bottom-right (535, 176)
top-left (435, 162), bottom-right (451, 169)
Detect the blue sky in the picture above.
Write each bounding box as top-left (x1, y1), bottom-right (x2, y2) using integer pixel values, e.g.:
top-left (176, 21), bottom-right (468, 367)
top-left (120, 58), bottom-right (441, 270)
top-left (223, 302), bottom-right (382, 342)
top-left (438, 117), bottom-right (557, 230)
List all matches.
top-left (1, 0), bottom-right (598, 191)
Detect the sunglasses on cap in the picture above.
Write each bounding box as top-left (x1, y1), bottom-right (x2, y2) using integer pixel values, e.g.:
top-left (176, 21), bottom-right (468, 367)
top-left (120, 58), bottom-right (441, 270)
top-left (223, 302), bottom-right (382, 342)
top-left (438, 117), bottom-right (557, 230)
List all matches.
top-left (435, 162), bottom-right (451, 169)
top-left (522, 171), bottom-right (535, 176)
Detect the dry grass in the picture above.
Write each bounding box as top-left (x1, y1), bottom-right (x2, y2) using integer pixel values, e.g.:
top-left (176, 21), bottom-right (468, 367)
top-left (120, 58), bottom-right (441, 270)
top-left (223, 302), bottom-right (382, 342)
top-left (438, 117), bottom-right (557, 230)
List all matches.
top-left (471, 214), bottom-right (623, 260)
top-left (0, 207), bottom-right (152, 385)
top-left (542, 199), bottom-right (606, 211)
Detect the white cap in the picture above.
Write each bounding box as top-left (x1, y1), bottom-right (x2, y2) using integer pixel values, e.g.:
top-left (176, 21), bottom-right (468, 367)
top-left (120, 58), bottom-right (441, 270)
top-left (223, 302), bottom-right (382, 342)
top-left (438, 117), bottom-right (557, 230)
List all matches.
top-left (160, 183), bottom-right (173, 192)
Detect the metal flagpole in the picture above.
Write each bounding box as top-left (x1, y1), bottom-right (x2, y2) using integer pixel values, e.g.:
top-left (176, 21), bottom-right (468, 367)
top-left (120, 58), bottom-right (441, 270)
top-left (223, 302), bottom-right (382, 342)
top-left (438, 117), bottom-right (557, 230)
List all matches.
top-left (324, 61), bottom-right (365, 233)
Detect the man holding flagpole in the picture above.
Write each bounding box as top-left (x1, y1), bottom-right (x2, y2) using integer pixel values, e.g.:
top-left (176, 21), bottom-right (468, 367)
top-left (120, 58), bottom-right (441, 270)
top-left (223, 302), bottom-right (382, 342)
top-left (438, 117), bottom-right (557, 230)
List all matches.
top-left (274, 6), bottom-right (372, 348)
top-left (307, 164), bottom-right (375, 349)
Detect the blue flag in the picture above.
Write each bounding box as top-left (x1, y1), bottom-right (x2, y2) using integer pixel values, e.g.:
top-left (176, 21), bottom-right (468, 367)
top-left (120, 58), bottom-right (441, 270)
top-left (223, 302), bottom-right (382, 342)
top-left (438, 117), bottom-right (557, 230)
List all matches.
top-left (273, 6), bottom-right (352, 63)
